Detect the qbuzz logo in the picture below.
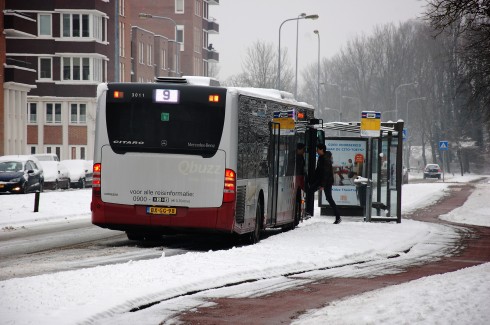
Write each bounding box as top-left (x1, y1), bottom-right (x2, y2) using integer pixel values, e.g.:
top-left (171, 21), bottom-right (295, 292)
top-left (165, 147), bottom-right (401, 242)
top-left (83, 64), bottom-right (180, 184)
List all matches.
top-left (178, 160), bottom-right (222, 176)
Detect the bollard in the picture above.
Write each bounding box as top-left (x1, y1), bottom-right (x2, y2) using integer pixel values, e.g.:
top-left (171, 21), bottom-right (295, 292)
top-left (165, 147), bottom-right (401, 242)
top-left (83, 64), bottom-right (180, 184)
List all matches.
top-left (34, 191), bottom-right (40, 212)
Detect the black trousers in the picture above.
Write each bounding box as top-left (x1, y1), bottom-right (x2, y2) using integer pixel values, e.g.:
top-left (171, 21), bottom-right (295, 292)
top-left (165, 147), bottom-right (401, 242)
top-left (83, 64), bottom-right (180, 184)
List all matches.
top-left (323, 185), bottom-right (340, 219)
top-left (306, 183), bottom-right (340, 219)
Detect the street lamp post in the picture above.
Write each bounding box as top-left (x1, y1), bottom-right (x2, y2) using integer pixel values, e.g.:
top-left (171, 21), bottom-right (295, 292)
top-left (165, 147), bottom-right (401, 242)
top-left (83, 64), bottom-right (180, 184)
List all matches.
top-left (406, 97), bottom-right (426, 127)
top-left (395, 81), bottom-right (417, 120)
top-left (405, 97), bottom-right (426, 169)
top-left (139, 13), bottom-right (180, 76)
top-left (326, 83), bottom-right (342, 121)
top-left (295, 13), bottom-right (306, 98)
top-left (314, 30), bottom-right (320, 111)
top-left (278, 14), bottom-right (319, 90)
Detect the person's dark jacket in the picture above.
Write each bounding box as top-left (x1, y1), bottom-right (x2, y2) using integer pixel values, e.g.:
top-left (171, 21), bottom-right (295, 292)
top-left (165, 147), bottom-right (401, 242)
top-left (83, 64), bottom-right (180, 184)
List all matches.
top-left (311, 154), bottom-right (334, 189)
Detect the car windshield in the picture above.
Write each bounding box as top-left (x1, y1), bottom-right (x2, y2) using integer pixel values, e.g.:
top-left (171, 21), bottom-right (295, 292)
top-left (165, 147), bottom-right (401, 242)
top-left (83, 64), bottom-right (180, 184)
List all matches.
top-left (0, 161), bottom-right (23, 172)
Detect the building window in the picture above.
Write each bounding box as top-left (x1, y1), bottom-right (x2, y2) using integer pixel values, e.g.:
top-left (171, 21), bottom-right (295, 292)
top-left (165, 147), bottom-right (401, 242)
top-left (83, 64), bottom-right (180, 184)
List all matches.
top-left (44, 146), bottom-right (61, 159)
top-left (62, 13), bottom-right (89, 37)
top-left (161, 49), bottom-right (166, 70)
top-left (93, 15), bottom-right (103, 41)
top-left (30, 146), bottom-right (37, 155)
top-left (39, 57), bottom-right (52, 80)
top-left (62, 57), bottom-right (102, 82)
top-left (70, 103), bottom-right (87, 124)
top-left (46, 103), bottom-right (62, 124)
top-left (175, 0), bottom-right (184, 13)
top-left (139, 42), bottom-right (144, 64)
top-left (38, 14), bottom-right (52, 37)
top-left (147, 44), bottom-right (153, 66)
top-left (119, 22), bottom-right (125, 56)
top-left (195, 0), bottom-right (201, 16)
top-left (203, 31), bottom-right (208, 50)
top-left (119, 0), bottom-right (125, 16)
top-left (177, 26), bottom-right (184, 51)
top-left (28, 103), bottom-right (37, 124)
top-left (203, 1), bottom-right (208, 19)
top-left (120, 62), bottom-right (125, 82)
top-left (62, 13), bottom-right (103, 41)
top-left (70, 146), bottom-right (86, 159)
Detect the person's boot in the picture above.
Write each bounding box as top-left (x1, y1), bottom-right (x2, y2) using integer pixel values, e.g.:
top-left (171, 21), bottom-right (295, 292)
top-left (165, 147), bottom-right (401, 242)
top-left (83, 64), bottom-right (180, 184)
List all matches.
top-left (333, 217), bottom-right (342, 224)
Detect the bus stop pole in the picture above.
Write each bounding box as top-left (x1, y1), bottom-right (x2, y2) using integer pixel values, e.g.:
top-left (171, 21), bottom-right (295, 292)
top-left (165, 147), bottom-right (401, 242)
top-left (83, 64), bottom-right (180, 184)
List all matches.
top-left (365, 138), bottom-right (373, 222)
top-left (396, 121), bottom-right (404, 223)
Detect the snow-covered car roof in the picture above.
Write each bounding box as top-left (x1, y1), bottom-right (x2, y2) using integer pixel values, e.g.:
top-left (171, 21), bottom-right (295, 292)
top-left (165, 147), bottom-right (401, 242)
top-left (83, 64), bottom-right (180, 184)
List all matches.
top-left (59, 160), bottom-right (91, 180)
top-left (0, 155), bottom-right (43, 170)
top-left (39, 161), bottom-right (59, 182)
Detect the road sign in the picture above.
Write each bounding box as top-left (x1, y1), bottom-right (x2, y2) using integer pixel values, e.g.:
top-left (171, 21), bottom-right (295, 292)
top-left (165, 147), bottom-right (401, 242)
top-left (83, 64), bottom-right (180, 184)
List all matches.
top-left (439, 141), bottom-right (449, 151)
top-left (360, 111), bottom-right (381, 137)
top-left (402, 128), bottom-right (408, 142)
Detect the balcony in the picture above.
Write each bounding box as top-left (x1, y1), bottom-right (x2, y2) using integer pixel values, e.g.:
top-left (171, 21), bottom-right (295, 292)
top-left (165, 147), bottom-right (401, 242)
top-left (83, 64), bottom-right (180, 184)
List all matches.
top-left (4, 12), bottom-right (37, 38)
top-left (203, 48), bottom-right (219, 63)
top-left (4, 64), bottom-right (36, 85)
top-left (203, 19), bottom-right (219, 34)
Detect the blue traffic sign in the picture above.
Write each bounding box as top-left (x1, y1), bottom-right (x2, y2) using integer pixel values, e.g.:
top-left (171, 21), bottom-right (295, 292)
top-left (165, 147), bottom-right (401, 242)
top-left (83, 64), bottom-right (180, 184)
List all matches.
top-left (439, 141), bottom-right (449, 151)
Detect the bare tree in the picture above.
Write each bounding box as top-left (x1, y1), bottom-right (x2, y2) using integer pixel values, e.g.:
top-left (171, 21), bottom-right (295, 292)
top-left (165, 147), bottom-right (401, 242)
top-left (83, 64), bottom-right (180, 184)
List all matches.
top-left (222, 41), bottom-right (294, 92)
top-left (425, 0), bottom-right (490, 124)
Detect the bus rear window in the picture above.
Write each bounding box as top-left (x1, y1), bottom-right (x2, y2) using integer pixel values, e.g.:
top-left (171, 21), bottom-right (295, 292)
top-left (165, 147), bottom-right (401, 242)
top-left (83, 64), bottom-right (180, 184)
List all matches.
top-left (106, 84), bottom-right (227, 157)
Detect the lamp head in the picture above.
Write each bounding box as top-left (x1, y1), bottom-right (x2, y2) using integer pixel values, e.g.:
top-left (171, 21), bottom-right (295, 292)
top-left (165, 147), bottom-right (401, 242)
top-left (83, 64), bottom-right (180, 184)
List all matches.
top-left (314, 30), bottom-right (319, 34)
top-left (305, 14), bottom-right (319, 20)
top-left (139, 13), bottom-right (152, 19)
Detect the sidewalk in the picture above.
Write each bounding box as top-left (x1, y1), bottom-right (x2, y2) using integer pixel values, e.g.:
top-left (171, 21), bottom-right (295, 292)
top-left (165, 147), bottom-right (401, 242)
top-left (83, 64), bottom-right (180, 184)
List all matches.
top-left (178, 183), bottom-right (490, 324)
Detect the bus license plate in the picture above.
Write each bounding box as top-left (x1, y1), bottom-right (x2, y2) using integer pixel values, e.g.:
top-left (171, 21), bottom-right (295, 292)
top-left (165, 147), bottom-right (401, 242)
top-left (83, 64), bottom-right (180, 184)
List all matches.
top-left (146, 207), bottom-right (177, 215)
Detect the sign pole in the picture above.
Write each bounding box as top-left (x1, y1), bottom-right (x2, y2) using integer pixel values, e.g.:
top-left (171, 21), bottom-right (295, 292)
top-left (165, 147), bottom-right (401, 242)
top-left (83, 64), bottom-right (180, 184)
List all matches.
top-left (442, 150), bottom-right (445, 182)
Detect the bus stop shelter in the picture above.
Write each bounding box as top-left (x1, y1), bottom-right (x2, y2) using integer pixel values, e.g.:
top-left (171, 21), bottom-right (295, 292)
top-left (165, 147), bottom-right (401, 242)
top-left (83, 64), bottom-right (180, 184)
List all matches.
top-left (312, 120), bottom-right (405, 223)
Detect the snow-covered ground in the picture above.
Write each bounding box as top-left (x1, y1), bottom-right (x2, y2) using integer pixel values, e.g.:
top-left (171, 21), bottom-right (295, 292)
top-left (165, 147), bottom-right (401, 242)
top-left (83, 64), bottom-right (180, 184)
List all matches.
top-left (0, 174), bottom-right (489, 324)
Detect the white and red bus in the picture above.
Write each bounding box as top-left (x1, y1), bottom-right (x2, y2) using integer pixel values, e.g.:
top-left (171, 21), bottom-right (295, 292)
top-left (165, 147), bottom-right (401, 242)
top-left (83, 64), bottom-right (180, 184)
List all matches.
top-left (91, 77), bottom-right (316, 243)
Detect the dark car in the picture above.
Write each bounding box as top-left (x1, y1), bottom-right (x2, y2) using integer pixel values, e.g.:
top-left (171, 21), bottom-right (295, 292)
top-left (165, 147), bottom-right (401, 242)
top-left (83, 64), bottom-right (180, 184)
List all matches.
top-left (423, 163), bottom-right (442, 180)
top-left (0, 155), bottom-right (44, 194)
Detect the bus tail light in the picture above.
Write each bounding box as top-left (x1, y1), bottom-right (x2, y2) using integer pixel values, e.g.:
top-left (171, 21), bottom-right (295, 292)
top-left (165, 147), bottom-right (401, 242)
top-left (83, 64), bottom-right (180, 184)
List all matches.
top-left (92, 163), bottom-right (101, 197)
top-left (223, 169), bottom-right (236, 203)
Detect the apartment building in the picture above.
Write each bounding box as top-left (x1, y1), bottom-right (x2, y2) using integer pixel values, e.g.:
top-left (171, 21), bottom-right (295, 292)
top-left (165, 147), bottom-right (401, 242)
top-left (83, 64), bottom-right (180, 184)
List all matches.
top-left (2, 0), bottom-right (114, 160)
top-left (128, 0), bottom-right (219, 81)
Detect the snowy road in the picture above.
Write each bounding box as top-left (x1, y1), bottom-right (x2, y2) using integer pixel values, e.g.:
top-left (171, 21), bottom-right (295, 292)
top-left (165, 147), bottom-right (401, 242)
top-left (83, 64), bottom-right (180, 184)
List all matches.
top-left (0, 216), bottom-right (243, 280)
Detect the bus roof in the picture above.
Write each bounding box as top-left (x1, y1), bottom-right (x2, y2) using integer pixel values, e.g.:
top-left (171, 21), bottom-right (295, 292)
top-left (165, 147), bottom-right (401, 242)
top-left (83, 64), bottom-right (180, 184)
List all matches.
top-left (228, 87), bottom-right (314, 109)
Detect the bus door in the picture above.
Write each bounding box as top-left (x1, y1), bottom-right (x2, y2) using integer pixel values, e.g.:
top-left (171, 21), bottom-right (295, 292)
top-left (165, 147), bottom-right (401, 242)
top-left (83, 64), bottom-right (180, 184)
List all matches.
top-left (305, 126), bottom-right (325, 216)
top-left (267, 122), bottom-right (281, 225)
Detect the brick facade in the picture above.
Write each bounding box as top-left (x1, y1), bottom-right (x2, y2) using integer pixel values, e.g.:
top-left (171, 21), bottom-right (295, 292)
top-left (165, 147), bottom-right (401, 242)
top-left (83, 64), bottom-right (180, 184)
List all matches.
top-left (68, 126), bottom-right (87, 145)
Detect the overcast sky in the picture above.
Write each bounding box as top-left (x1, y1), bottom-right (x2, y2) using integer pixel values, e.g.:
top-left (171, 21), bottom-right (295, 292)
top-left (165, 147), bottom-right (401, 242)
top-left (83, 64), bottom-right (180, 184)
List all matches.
top-left (210, 0), bottom-right (427, 81)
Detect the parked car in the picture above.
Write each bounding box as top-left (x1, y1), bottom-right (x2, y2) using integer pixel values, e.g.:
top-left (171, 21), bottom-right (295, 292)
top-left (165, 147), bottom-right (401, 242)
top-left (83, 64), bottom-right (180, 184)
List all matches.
top-left (423, 163), bottom-right (442, 179)
top-left (60, 159), bottom-right (93, 188)
top-left (33, 153), bottom-right (59, 162)
top-left (0, 155), bottom-right (44, 194)
top-left (39, 161), bottom-right (70, 190)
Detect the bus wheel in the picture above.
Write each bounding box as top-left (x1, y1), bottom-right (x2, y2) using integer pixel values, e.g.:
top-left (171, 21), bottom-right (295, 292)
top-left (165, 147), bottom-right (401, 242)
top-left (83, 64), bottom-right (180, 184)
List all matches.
top-left (126, 231), bottom-right (144, 241)
top-left (248, 203), bottom-right (262, 244)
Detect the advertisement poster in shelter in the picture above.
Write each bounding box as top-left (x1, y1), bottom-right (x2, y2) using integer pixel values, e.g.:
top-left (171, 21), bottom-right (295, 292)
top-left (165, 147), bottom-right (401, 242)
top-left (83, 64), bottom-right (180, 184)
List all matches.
top-left (321, 138), bottom-right (367, 206)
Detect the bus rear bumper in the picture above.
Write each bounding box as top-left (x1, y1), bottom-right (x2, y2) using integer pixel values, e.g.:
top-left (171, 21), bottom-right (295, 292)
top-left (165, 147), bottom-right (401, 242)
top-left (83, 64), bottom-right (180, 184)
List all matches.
top-left (91, 196), bottom-right (236, 234)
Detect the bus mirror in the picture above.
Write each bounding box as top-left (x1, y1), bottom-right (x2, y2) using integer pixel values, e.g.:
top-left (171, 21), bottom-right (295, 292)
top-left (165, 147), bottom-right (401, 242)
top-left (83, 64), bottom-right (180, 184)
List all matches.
top-left (309, 118), bottom-right (320, 125)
